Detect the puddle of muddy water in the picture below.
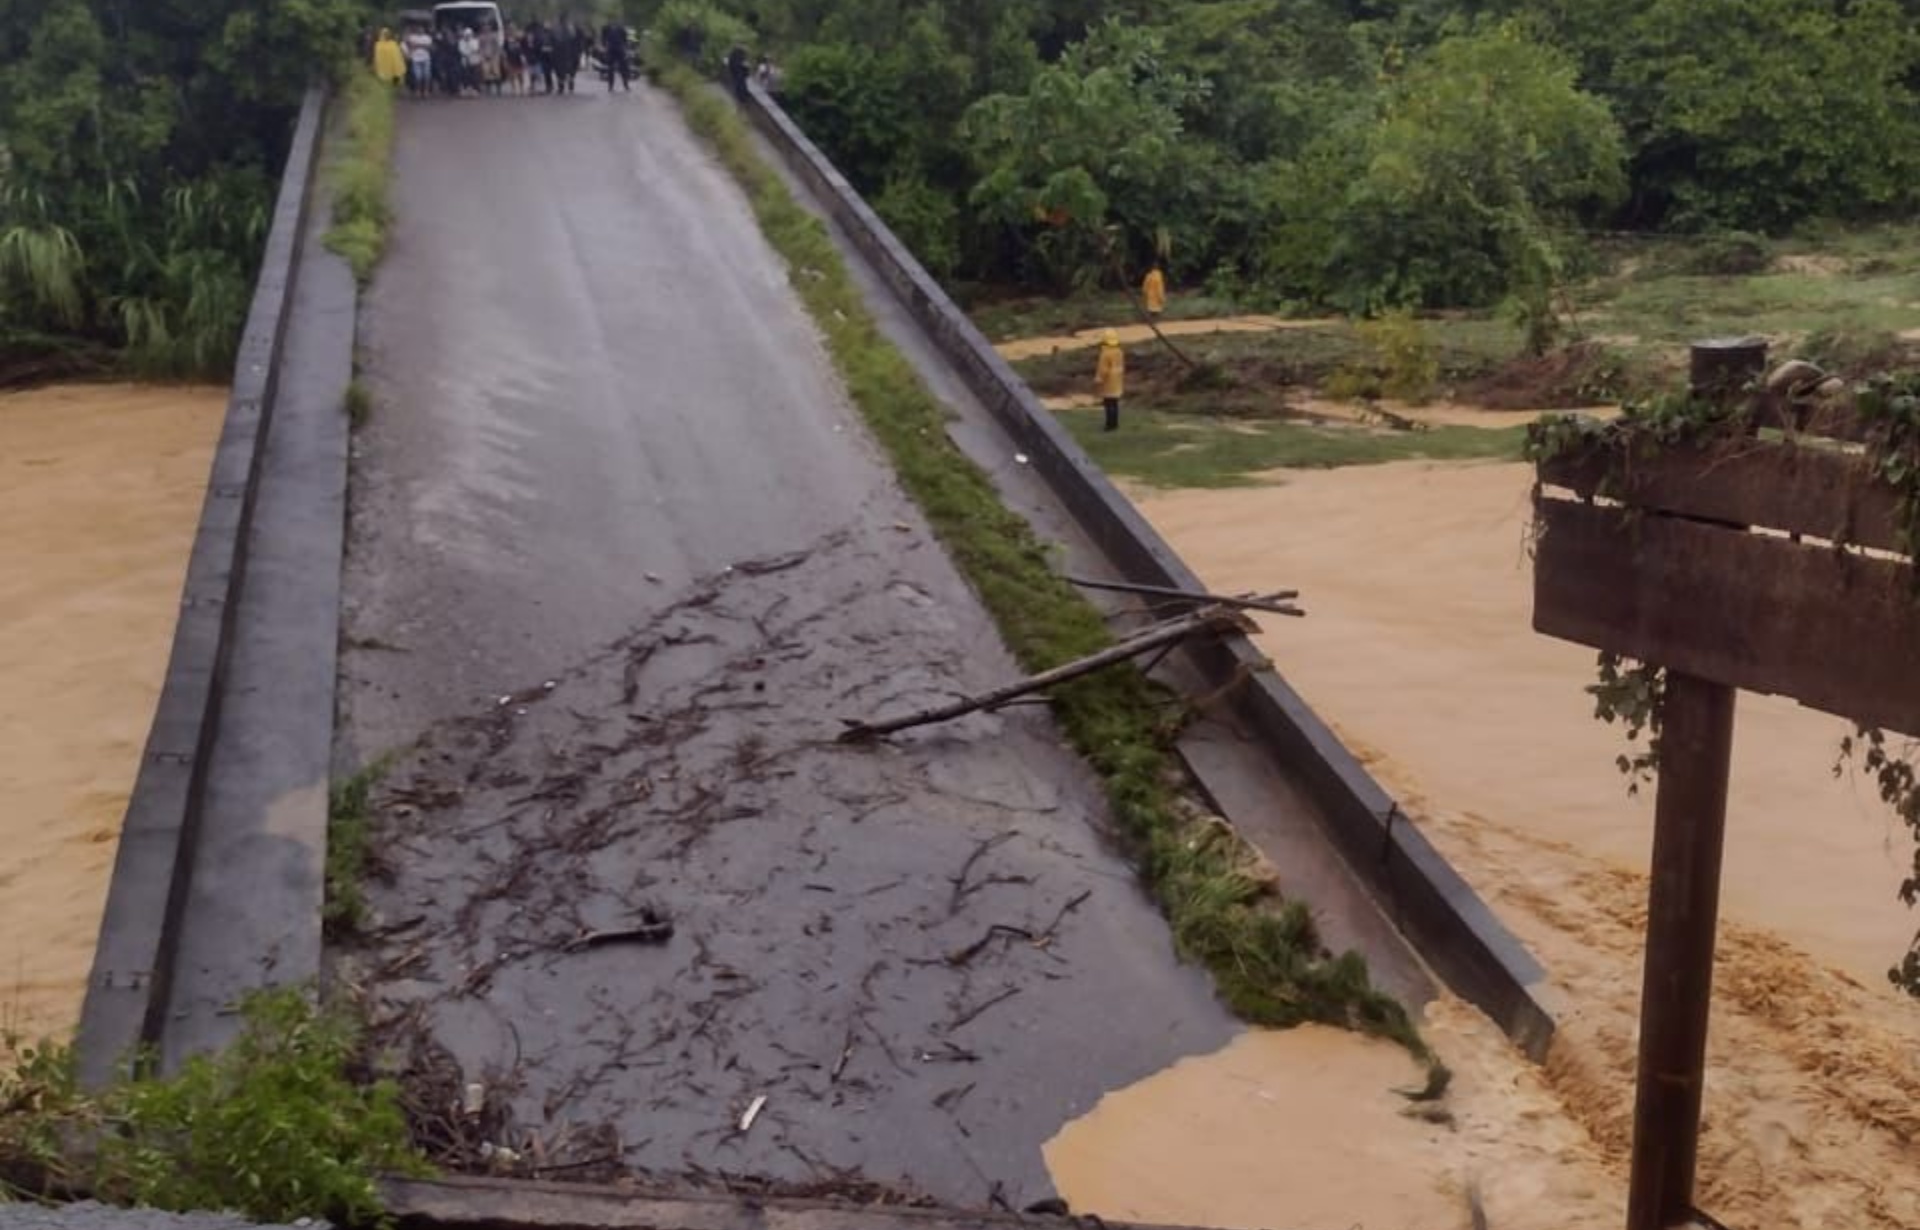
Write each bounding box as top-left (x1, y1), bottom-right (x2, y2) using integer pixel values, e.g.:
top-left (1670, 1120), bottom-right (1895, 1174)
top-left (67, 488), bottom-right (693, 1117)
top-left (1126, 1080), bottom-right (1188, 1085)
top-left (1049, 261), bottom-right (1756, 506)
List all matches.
top-left (0, 383), bottom-right (225, 1040)
top-left (1044, 1026), bottom-right (1466, 1230)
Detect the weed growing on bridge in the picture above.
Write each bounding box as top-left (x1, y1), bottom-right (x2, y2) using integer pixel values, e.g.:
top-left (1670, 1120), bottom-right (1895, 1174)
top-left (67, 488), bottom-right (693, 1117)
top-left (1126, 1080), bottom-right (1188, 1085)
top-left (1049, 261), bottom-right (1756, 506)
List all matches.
top-left (324, 68), bottom-right (396, 286)
top-left (344, 377), bottom-right (372, 428)
top-left (326, 756), bottom-right (395, 939)
top-left (0, 987), bottom-right (422, 1222)
top-left (657, 62), bottom-right (1435, 1069)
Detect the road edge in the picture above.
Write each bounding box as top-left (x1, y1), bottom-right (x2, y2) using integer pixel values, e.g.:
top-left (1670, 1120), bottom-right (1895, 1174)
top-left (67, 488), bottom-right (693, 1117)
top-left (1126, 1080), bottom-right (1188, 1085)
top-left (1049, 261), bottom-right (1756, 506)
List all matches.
top-left (75, 87), bottom-right (331, 1086)
top-left (739, 81), bottom-right (1557, 1060)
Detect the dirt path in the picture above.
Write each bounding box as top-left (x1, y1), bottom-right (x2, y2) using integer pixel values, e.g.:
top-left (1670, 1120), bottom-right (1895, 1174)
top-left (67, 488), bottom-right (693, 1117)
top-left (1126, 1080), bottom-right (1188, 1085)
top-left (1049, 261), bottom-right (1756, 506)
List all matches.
top-left (994, 315), bottom-right (1340, 361)
top-left (0, 383), bottom-right (224, 1040)
top-left (341, 90), bottom-right (1238, 1206)
top-left (1128, 461), bottom-right (1920, 1228)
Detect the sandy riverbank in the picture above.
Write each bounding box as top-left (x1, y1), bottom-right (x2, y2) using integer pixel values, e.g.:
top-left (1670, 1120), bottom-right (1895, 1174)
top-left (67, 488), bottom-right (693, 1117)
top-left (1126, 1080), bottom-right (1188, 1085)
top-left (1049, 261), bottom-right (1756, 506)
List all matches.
top-left (0, 383), bottom-right (224, 1040)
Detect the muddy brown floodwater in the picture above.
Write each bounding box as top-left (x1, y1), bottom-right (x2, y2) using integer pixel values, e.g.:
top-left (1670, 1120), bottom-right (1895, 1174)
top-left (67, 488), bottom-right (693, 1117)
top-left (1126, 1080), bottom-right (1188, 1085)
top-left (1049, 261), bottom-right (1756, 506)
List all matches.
top-left (0, 383), bottom-right (224, 1040)
top-left (1123, 458), bottom-right (1920, 1229)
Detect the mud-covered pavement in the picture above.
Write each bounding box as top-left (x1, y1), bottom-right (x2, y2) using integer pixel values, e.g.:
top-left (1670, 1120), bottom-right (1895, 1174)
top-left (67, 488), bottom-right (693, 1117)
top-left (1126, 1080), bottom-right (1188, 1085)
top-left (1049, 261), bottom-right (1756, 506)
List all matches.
top-left (339, 92), bottom-right (1234, 1205)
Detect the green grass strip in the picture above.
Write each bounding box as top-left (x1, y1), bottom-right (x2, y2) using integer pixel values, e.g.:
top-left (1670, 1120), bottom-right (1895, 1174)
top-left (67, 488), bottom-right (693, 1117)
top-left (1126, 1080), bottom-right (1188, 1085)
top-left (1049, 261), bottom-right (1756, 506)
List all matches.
top-left (1066, 411), bottom-right (1529, 489)
top-left (324, 69), bottom-right (397, 285)
top-left (655, 62), bottom-right (1434, 1067)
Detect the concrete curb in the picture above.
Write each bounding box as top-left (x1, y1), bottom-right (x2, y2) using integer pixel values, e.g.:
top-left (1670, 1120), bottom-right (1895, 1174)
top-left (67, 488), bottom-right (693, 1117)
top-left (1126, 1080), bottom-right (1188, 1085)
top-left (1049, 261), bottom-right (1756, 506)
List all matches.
top-left (75, 87), bottom-right (331, 1086)
top-left (741, 83), bottom-right (1557, 1058)
top-left (383, 1176), bottom-right (1216, 1230)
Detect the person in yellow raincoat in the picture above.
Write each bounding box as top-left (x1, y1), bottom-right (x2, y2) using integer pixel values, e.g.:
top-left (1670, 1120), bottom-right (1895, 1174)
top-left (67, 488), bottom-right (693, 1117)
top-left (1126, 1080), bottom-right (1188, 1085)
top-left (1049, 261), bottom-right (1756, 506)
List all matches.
top-left (1142, 264), bottom-right (1167, 318)
top-left (1094, 329), bottom-right (1125, 432)
top-left (373, 28), bottom-right (407, 87)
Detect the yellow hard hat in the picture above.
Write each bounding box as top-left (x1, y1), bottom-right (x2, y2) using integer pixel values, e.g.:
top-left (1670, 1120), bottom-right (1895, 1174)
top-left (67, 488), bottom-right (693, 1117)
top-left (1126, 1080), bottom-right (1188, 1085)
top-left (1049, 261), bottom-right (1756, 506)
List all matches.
top-left (1102, 329), bottom-right (1120, 346)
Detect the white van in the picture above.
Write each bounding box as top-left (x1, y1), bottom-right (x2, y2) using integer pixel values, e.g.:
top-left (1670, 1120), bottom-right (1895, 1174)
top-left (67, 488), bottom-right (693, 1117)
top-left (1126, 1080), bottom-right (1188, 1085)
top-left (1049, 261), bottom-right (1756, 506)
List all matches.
top-left (432, 1), bottom-right (505, 37)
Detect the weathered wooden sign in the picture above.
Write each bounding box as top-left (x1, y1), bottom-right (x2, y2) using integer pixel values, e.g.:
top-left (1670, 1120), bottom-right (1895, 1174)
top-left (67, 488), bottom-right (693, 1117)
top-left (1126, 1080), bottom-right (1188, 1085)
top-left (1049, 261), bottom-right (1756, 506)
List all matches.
top-left (1530, 339), bottom-right (1919, 1230)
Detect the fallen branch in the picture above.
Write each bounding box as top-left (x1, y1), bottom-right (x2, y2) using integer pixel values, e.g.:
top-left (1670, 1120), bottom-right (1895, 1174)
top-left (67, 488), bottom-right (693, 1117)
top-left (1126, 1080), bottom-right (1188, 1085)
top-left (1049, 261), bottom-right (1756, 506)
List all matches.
top-left (946, 986), bottom-right (1022, 1033)
top-left (564, 917), bottom-right (674, 952)
top-left (1037, 889), bottom-right (1092, 944)
top-left (838, 605), bottom-right (1250, 743)
top-left (1064, 575), bottom-right (1303, 618)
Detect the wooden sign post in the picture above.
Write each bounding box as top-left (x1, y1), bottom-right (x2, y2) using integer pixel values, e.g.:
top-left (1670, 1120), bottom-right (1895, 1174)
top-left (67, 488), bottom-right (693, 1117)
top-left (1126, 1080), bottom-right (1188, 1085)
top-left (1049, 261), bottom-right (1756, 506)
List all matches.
top-left (1531, 339), bottom-right (1920, 1230)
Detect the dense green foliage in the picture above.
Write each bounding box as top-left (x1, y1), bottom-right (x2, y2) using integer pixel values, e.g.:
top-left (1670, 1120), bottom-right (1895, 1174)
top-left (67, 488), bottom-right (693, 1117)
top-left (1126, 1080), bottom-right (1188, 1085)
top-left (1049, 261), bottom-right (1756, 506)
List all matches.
top-left (637, 0), bottom-right (1920, 313)
top-left (1, 988), bottom-right (425, 1221)
top-left (0, 0), bottom-right (367, 377)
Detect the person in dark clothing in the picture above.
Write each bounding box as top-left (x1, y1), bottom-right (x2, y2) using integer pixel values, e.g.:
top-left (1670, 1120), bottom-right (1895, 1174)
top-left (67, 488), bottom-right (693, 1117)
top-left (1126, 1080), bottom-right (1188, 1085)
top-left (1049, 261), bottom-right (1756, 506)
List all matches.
top-left (528, 21), bottom-right (555, 94)
top-left (431, 29), bottom-right (460, 97)
top-left (726, 45), bottom-right (750, 101)
top-left (551, 23), bottom-right (584, 94)
top-left (601, 22), bottom-right (632, 91)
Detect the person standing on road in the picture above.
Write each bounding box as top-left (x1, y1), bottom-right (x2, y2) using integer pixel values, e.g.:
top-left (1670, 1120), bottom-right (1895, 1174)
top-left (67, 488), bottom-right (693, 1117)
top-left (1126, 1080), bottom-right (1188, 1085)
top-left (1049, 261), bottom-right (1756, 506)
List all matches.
top-left (405, 25), bottom-right (433, 95)
top-left (1095, 330), bottom-right (1125, 432)
top-left (726, 45), bottom-right (750, 101)
top-left (552, 22), bottom-right (583, 94)
top-left (602, 22), bottom-right (632, 91)
top-left (457, 26), bottom-right (482, 93)
top-left (1142, 263), bottom-right (1167, 319)
top-left (503, 26), bottom-right (526, 94)
top-left (432, 28), bottom-right (460, 95)
top-left (373, 28), bottom-right (407, 88)
top-left (479, 20), bottom-right (505, 95)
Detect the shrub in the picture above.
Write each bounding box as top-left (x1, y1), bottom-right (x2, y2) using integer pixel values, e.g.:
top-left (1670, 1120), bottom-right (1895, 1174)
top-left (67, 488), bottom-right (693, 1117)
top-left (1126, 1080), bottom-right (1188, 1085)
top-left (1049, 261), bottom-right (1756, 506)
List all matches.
top-left (652, 0), bottom-right (754, 75)
top-left (1, 988), bottom-right (424, 1223)
top-left (875, 175), bottom-right (960, 278)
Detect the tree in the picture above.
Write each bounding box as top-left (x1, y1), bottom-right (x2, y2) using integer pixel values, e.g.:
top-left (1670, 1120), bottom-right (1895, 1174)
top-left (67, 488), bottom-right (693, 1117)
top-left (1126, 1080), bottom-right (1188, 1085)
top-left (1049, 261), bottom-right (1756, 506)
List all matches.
top-left (0, 0), bottom-right (367, 375)
top-left (962, 20), bottom-right (1207, 287)
top-left (1537, 0), bottom-right (1920, 229)
top-left (1264, 21), bottom-right (1624, 313)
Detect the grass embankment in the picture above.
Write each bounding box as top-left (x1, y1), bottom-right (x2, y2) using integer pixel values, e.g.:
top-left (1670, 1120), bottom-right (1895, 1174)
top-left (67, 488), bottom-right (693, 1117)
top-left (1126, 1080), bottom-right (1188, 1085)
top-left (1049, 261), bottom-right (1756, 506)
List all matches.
top-left (653, 61), bottom-right (1431, 1066)
top-left (0, 989), bottom-right (422, 1222)
top-left (996, 223), bottom-right (1920, 490)
top-left (324, 69), bottom-right (397, 285)
top-left (1065, 412), bottom-right (1529, 489)
top-left (1012, 322), bottom-right (1533, 486)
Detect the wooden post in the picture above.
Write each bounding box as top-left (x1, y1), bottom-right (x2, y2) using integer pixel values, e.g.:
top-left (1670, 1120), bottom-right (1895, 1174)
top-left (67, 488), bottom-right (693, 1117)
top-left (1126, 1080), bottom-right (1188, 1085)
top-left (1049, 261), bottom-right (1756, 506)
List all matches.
top-left (1687, 336), bottom-right (1768, 404)
top-left (1625, 672), bottom-right (1736, 1230)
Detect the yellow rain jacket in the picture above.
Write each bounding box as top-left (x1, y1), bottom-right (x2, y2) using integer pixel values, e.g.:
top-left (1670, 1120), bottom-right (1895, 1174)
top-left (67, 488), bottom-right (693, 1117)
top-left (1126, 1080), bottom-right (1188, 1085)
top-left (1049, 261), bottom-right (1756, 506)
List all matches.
top-left (1142, 267), bottom-right (1166, 315)
top-left (373, 30), bottom-right (407, 84)
top-left (1095, 333), bottom-right (1125, 399)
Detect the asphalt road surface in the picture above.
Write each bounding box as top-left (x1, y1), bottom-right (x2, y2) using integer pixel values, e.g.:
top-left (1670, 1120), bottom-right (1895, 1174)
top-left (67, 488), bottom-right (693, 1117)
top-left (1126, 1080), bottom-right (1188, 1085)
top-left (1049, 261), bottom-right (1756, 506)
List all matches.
top-left (340, 88), bottom-right (1236, 1206)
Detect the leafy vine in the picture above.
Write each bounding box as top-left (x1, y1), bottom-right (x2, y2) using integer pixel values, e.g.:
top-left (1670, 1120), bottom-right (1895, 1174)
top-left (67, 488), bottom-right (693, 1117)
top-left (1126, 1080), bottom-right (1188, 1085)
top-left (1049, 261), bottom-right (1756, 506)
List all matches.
top-left (1587, 652), bottom-right (1665, 794)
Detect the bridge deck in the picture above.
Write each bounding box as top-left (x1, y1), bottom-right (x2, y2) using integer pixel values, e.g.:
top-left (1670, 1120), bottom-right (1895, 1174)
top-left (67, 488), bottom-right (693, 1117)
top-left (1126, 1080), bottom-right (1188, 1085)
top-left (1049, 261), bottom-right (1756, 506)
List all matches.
top-left (338, 90), bottom-right (1240, 1206)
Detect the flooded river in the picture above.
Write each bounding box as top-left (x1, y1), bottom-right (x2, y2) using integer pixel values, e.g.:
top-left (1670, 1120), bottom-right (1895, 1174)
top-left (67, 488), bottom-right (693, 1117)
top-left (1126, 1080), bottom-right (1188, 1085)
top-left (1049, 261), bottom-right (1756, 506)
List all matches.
top-left (1074, 459), bottom-right (1920, 1229)
top-left (0, 384), bottom-right (224, 1040)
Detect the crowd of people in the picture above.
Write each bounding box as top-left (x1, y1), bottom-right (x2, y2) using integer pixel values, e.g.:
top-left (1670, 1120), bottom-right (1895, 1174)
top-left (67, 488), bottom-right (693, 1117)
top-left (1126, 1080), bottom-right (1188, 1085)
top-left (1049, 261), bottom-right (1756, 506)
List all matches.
top-left (370, 19), bottom-right (637, 96)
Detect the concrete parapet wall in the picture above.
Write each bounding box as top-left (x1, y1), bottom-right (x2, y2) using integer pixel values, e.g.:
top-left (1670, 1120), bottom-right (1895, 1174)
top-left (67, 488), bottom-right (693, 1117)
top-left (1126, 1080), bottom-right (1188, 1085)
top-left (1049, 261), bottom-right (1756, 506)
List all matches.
top-left (75, 88), bottom-right (331, 1085)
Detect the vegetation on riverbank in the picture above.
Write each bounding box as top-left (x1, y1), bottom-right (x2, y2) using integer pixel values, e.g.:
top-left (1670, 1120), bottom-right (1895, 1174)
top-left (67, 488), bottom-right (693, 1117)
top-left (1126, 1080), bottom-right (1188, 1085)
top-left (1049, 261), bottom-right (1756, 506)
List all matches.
top-left (635, 0), bottom-right (1920, 330)
top-left (0, 988), bottom-right (422, 1221)
top-left (0, 0), bottom-right (368, 380)
top-left (1067, 412), bottom-right (1529, 488)
top-left (652, 56), bottom-right (1433, 1066)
